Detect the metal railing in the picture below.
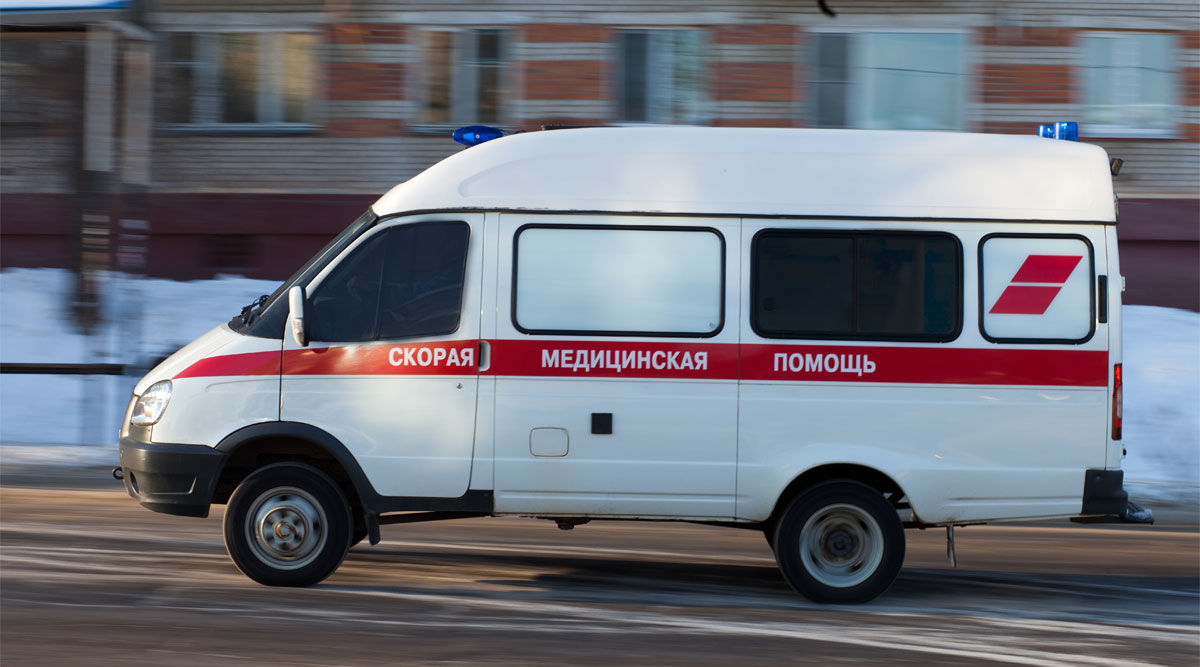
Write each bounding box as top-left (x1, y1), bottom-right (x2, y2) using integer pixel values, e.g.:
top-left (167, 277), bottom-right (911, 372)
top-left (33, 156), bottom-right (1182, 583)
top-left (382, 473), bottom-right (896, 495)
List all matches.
top-left (0, 363), bottom-right (127, 375)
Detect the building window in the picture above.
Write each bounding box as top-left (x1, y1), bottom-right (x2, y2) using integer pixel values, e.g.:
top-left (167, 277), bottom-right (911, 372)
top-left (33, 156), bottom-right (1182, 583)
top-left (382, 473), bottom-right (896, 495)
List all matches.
top-left (422, 29), bottom-right (508, 125)
top-left (1081, 32), bottom-right (1176, 136)
top-left (752, 231), bottom-right (961, 341)
top-left (617, 30), bottom-right (706, 124)
top-left (514, 226), bottom-right (724, 336)
top-left (812, 31), bottom-right (966, 130)
top-left (165, 31), bottom-right (317, 129)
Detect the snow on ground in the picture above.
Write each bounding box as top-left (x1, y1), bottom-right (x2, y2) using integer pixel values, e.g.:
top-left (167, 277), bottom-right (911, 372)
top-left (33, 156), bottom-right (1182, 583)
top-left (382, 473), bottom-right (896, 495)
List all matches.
top-left (1, 268), bottom-right (1197, 505)
top-left (1120, 304), bottom-right (1200, 505)
top-left (1, 268), bottom-right (277, 449)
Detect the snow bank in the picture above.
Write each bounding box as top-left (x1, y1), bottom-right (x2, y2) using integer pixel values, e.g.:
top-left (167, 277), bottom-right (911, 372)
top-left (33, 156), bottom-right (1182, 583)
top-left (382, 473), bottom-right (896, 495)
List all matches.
top-left (1121, 305), bottom-right (1200, 499)
top-left (0, 267), bottom-right (277, 365)
top-left (0, 268), bottom-right (277, 446)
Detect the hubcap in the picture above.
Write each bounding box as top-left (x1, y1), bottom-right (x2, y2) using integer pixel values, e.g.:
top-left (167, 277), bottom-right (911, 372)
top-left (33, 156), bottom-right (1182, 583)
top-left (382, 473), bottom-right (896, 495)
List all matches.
top-left (798, 503), bottom-right (884, 589)
top-left (245, 486), bottom-right (328, 570)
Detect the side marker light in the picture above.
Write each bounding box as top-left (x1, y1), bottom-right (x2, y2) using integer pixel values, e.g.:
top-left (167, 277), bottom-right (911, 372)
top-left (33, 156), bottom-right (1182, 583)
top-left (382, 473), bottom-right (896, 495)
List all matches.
top-left (1112, 363), bottom-right (1122, 441)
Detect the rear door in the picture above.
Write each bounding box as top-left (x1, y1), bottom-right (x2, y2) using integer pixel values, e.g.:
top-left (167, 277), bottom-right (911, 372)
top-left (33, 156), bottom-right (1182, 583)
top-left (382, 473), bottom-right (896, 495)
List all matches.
top-left (281, 214), bottom-right (484, 498)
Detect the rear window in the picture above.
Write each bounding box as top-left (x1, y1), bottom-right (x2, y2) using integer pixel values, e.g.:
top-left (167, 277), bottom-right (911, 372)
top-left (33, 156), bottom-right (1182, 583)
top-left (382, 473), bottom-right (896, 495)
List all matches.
top-left (979, 234), bottom-right (1094, 343)
top-left (513, 225), bottom-right (724, 337)
top-left (752, 231), bottom-right (961, 340)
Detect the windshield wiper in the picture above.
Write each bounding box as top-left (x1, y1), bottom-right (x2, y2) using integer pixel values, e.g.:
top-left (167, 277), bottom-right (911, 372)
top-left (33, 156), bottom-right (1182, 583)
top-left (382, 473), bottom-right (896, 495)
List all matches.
top-left (238, 294), bottom-right (270, 326)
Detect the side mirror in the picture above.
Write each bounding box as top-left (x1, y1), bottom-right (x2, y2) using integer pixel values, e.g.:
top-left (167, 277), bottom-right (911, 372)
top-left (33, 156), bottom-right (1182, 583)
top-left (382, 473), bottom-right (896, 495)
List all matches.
top-left (288, 285), bottom-right (308, 347)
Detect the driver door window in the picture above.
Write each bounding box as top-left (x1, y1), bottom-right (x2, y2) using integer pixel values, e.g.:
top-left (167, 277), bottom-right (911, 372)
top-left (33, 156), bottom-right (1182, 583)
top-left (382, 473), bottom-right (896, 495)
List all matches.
top-left (308, 222), bottom-right (470, 342)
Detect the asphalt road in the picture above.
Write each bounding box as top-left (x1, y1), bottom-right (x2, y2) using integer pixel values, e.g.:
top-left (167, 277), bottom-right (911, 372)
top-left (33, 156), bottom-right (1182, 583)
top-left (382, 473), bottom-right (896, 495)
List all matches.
top-left (2, 465), bottom-right (1197, 666)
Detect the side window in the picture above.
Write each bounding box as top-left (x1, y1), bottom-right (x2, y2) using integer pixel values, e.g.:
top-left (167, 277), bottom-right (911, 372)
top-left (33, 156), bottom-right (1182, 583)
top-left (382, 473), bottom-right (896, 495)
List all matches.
top-left (753, 231), bottom-right (960, 340)
top-left (980, 235), bottom-right (1093, 343)
top-left (308, 222), bottom-right (469, 342)
top-left (514, 226), bottom-right (723, 336)
top-left (378, 222), bottom-right (469, 339)
top-left (308, 232), bottom-right (387, 342)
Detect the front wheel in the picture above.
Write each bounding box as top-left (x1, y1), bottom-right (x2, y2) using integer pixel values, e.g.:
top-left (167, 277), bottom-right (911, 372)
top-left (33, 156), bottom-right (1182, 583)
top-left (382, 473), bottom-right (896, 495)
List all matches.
top-left (223, 462), bottom-right (352, 586)
top-left (773, 481), bottom-right (905, 603)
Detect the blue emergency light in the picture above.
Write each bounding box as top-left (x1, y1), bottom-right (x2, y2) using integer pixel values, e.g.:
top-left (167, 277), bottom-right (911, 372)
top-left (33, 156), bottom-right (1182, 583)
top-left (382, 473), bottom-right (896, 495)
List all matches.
top-left (453, 125), bottom-right (504, 147)
top-left (1036, 122), bottom-right (1079, 141)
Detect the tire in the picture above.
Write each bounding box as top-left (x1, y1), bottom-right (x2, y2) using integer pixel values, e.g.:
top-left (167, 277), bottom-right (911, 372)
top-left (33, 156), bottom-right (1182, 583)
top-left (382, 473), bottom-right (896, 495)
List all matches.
top-left (772, 481), bottom-right (905, 604)
top-left (223, 462), bottom-right (352, 586)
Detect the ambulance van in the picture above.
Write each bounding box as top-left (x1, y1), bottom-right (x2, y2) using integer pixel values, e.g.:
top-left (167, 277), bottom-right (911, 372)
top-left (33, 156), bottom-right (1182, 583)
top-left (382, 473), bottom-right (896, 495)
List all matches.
top-left (118, 125), bottom-right (1134, 603)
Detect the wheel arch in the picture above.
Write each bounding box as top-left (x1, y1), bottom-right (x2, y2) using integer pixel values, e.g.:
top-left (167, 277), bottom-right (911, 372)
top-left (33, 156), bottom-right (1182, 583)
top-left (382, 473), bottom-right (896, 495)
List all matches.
top-left (768, 463), bottom-right (906, 528)
top-left (213, 422), bottom-right (382, 516)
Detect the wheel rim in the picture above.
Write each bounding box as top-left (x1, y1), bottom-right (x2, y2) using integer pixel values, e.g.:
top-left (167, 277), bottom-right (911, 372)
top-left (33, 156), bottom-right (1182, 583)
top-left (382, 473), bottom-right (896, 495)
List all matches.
top-left (245, 486), bottom-right (328, 571)
top-left (798, 503), bottom-right (884, 589)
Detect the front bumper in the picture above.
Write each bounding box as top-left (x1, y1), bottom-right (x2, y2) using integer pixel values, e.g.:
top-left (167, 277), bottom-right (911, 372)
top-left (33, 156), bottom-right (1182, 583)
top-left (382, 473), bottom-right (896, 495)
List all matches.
top-left (118, 436), bottom-right (225, 518)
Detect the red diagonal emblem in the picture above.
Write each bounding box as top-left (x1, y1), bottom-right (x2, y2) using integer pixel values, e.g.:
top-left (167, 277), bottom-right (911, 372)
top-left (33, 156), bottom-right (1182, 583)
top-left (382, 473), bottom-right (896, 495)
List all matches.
top-left (989, 254), bottom-right (1083, 315)
top-left (989, 285), bottom-right (1064, 315)
top-left (1010, 255), bottom-right (1082, 283)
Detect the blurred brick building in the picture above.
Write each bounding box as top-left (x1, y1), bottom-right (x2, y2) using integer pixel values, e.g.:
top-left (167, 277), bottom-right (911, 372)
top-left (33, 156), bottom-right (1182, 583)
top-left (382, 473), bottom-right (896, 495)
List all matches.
top-left (3, 0), bottom-right (1197, 309)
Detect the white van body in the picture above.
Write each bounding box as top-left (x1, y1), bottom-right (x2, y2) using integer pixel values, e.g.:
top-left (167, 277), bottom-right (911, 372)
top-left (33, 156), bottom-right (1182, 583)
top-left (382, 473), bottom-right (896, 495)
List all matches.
top-left (119, 127), bottom-right (1128, 602)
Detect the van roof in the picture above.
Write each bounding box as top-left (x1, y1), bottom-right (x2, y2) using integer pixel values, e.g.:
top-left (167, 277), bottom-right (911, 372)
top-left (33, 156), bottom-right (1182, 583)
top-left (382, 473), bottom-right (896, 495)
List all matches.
top-left (372, 126), bottom-right (1116, 223)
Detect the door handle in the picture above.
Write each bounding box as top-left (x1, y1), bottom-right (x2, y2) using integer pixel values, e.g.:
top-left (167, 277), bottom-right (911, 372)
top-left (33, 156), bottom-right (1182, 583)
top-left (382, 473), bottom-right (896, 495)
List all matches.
top-left (478, 340), bottom-right (491, 372)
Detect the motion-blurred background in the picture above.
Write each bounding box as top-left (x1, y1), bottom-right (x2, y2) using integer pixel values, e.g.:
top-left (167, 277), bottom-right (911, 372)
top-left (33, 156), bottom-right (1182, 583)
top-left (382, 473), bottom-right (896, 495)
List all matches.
top-left (2, 1), bottom-right (1196, 304)
top-left (0, 1), bottom-right (1197, 462)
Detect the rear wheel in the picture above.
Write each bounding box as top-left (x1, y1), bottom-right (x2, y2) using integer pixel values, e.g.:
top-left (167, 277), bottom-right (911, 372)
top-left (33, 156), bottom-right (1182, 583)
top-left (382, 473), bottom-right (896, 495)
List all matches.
top-left (223, 462), bottom-right (352, 586)
top-left (773, 481), bottom-right (904, 603)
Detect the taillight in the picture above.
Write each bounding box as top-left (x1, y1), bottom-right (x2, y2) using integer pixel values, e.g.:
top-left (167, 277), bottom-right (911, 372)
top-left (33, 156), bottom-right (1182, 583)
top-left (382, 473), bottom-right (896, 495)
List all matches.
top-left (1112, 363), bottom-right (1122, 440)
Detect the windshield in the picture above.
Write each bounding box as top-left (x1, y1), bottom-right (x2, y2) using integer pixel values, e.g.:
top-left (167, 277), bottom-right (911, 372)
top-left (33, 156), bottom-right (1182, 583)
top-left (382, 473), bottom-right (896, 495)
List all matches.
top-left (231, 209), bottom-right (379, 338)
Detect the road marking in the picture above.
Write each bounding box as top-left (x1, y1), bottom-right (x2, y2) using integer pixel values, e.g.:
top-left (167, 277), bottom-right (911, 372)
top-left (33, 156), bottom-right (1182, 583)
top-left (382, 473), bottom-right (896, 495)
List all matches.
top-left (316, 586), bottom-right (1179, 666)
top-left (7, 587), bottom-right (1193, 666)
top-left (5, 530), bottom-right (1197, 652)
top-left (5, 534), bottom-right (1195, 605)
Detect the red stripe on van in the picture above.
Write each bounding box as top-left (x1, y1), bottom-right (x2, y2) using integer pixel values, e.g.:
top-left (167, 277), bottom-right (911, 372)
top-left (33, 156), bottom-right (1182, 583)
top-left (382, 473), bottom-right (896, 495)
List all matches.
top-left (175, 341), bottom-right (1107, 387)
top-left (484, 339), bottom-right (739, 380)
top-left (173, 350), bottom-right (281, 379)
top-left (282, 340), bottom-right (478, 376)
top-left (742, 345), bottom-right (1107, 386)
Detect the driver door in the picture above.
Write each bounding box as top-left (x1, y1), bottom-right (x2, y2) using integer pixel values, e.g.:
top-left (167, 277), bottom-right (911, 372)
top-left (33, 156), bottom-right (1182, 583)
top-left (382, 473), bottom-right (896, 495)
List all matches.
top-left (281, 215), bottom-right (483, 498)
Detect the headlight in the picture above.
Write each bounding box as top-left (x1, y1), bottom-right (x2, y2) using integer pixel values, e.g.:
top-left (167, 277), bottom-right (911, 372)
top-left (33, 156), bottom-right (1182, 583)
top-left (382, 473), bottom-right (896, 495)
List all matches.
top-left (130, 380), bottom-right (173, 426)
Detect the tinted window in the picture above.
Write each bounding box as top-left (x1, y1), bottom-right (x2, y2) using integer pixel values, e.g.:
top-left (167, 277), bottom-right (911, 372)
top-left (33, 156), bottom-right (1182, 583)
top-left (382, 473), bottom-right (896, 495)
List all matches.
top-left (238, 209), bottom-right (377, 338)
top-left (307, 222), bottom-right (469, 342)
top-left (754, 231), bottom-right (959, 340)
top-left (308, 232), bottom-right (386, 342)
top-left (378, 223), bottom-right (469, 339)
top-left (514, 226), bottom-right (723, 336)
